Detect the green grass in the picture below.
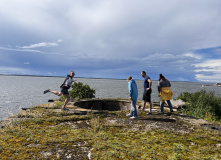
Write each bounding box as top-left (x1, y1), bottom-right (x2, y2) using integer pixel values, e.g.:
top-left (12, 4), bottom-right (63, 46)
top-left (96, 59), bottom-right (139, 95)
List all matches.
top-left (1, 103), bottom-right (221, 159)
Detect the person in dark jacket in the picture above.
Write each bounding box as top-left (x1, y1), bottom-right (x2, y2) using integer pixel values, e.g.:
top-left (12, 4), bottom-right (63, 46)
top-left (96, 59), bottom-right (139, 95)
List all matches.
top-left (126, 76), bottom-right (138, 119)
top-left (158, 74), bottom-right (173, 113)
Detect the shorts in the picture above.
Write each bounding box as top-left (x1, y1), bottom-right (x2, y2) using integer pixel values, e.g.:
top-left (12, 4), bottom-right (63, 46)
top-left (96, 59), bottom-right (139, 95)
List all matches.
top-left (61, 87), bottom-right (69, 95)
top-left (142, 90), bottom-right (151, 102)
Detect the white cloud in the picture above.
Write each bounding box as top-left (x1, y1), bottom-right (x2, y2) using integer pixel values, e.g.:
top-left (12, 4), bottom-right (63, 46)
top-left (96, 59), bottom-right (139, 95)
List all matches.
top-left (19, 42), bottom-right (59, 49)
top-left (24, 62), bottom-right (30, 65)
top-left (0, 46), bottom-right (44, 53)
top-left (194, 59), bottom-right (221, 68)
top-left (195, 74), bottom-right (221, 82)
top-left (184, 53), bottom-right (202, 60)
top-left (57, 39), bottom-right (63, 43)
top-left (194, 59), bottom-right (221, 82)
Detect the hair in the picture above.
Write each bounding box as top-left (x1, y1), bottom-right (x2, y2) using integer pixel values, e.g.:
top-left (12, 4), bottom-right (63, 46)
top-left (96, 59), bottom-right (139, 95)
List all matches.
top-left (159, 73), bottom-right (166, 81)
top-left (69, 71), bottom-right (75, 78)
top-left (141, 71), bottom-right (146, 75)
top-left (127, 76), bottom-right (132, 80)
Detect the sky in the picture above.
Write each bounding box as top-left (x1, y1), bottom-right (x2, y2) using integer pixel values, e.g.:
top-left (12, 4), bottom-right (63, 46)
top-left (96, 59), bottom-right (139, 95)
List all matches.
top-left (0, 0), bottom-right (221, 82)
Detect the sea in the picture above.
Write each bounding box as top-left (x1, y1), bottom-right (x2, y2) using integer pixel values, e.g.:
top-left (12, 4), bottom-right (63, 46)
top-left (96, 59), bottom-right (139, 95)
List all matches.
top-left (0, 75), bottom-right (221, 121)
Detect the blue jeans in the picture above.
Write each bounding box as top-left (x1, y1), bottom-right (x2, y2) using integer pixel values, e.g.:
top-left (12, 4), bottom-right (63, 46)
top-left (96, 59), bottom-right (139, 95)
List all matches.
top-left (130, 99), bottom-right (138, 117)
top-left (160, 100), bottom-right (173, 112)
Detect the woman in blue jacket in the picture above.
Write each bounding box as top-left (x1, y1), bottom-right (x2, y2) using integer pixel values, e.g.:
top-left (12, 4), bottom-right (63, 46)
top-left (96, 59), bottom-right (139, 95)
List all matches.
top-left (126, 76), bottom-right (138, 119)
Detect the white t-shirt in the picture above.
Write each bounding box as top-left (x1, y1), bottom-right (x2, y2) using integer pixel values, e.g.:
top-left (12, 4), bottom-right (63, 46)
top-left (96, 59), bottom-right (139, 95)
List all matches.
top-left (65, 78), bottom-right (75, 87)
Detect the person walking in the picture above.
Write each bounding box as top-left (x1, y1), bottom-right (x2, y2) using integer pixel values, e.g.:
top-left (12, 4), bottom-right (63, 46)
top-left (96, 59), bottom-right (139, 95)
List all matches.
top-left (43, 71), bottom-right (77, 111)
top-left (158, 73), bottom-right (173, 113)
top-left (140, 71), bottom-right (152, 114)
top-left (126, 76), bottom-right (138, 119)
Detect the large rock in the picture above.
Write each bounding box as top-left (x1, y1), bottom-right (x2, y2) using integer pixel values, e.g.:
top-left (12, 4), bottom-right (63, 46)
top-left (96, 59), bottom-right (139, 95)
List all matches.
top-left (171, 99), bottom-right (187, 109)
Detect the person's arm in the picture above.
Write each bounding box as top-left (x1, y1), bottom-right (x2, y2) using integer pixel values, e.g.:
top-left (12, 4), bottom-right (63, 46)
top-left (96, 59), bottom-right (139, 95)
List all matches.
top-left (129, 81), bottom-right (133, 99)
top-left (158, 81), bottom-right (161, 93)
top-left (158, 81), bottom-right (161, 97)
top-left (147, 79), bottom-right (152, 91)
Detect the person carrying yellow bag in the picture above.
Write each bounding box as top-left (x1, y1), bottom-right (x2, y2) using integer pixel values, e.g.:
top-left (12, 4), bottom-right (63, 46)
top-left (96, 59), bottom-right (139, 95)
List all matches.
top-left (158, 74), bottom-right (173, 113)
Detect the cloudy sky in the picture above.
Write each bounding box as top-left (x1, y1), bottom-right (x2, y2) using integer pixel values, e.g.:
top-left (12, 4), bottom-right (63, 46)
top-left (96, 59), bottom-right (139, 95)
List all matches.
top-left (0, 0), bottom-right (221, 82)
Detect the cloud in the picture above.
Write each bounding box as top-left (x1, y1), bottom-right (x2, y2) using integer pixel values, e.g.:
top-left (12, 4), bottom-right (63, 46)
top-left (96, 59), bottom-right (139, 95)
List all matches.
top-left (183, 53), bottom-right (202, 60)
top-left (0, 46), bottom-right (44, 53)
top-left (0, 67), bottom-right (30, 75)
top-left (24, 62), bottom-right (30, 65)
top-left (194, 59), bottom-right (221, 81)
top-left (19, 42), bottom-right (59, 49)
top-left (0, 39), bottom-right (64, 55)
top-left (195, 74), bottom-right (221, 82)
top-left (194, 59), bottom-right (221, 69)
top-left (0, 0), bottom-right (221, 81)
top-left (191, 47), bottom-right (221, 82)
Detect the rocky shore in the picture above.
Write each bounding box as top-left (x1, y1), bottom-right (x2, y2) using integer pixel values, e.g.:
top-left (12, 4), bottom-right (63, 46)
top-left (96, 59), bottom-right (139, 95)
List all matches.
top-left (1, 99), bottom-right (221, 159)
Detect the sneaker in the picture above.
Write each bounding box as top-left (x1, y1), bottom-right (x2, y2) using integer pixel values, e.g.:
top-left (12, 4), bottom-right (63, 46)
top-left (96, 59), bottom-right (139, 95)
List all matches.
top-left (147, 112), bottom-right (152, 115)
top-left (170, 110), bottom-right (173, 113)
top-left (130, 116), bottom-right (138, 119)
top-left (126, 114), bottom-right (132, 117)
top-left (160, 112), bottom-right (164, 114)
top-left (43, 89), bottom-right (50, 94)
top-left (62, 108), bottom-right (69, 111)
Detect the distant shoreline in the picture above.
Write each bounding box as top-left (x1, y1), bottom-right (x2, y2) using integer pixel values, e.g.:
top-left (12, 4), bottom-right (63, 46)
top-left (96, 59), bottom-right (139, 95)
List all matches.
top-left (0, 74), bottom-right (216, 83)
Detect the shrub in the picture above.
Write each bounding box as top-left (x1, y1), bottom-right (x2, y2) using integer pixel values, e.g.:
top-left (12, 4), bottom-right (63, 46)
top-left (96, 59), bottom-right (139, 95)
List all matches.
top-left (59, 82), bottom-right (95, 101)
top-left (177, 90), bottom-right (221, 120)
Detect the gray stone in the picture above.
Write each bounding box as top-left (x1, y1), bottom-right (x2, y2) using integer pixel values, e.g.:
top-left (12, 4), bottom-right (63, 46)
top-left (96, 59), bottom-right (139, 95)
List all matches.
top-left (171, 99), bottom-right (186, 108)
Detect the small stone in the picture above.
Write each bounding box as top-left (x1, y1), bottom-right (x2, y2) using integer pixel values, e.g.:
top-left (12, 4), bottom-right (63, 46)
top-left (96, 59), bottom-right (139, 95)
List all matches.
top-left (215, 143), bottom-right (221, 147)
top-left (41, 151), bottom-right (52, 158)
top-left (190, 142), bottom-right (196, 145)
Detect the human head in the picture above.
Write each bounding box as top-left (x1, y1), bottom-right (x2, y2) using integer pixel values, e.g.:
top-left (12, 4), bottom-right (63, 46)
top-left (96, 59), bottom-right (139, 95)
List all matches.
top-left (127, 76), bottom-right (132, 82)
top-left (141, 71), bottom-right (146, 78)
top-left (159, 73), bottom-right (165, 81)
top-left (70, 71), bottom-right (75, 78)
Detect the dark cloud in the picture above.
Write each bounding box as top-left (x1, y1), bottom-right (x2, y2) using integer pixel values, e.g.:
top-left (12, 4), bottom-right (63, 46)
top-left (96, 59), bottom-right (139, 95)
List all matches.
top-left (0, 0), bottom-right (221, 82)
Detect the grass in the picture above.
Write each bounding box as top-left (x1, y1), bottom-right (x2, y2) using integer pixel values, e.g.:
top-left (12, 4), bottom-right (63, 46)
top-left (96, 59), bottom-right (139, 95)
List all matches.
top-left (0, 101), bottom-right (221, 159)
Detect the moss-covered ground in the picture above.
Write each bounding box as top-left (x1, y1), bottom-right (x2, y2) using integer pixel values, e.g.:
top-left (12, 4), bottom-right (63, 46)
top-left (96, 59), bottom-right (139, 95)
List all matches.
top-left (0, 100), bottom-right (221, 160)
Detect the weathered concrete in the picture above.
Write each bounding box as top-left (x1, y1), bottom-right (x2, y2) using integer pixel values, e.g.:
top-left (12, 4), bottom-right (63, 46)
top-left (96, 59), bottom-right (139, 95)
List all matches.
top-left (73, 99), bottom-right (132, 111)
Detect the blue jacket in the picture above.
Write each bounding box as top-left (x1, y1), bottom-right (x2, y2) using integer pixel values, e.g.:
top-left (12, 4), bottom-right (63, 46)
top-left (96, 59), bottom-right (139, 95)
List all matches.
top-left (128, 79), bottom-right (138, 101)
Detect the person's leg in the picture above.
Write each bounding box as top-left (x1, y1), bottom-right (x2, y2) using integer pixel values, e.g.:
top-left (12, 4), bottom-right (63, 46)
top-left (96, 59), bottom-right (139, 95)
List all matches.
top-left (160, 101), bottom-right (165, 113)
top-left (50, 90), bottom-right (62, 96)
top-left (147, 93), bottom-right (152, 113)
top-left (130, 100), bottom-right (135, 116)
top-left (126, 101), bottom-right (133, 116)
top-left (147, 102), bottom-right (152, 113)
top-left (142, 100), bottom-right (146, 110)
top-left (142, 91), bottom-right (146, 110)
top-left (132, 100), bottom-right (138, 117)
top-left (167, 100), bottom-right (173, 112)
top-left (63, 94), bottom-right (70, 108)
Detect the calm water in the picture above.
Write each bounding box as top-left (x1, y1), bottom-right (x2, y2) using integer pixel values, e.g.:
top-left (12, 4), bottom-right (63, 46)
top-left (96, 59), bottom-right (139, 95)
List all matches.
top-left (0, 75), bottom-right (220, 120)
